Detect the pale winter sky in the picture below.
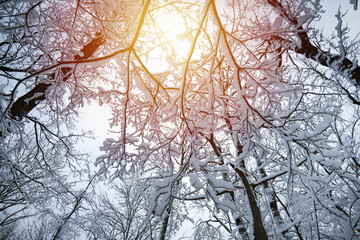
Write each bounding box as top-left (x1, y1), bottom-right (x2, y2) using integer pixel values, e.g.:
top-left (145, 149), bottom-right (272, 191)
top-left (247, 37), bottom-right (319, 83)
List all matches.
top-left (318, 0), bottom-right (360, 38)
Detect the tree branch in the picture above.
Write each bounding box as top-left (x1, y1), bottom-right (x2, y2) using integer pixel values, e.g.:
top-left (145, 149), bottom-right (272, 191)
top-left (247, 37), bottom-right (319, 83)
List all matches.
top-left (230, 163), bottom-right (268, 240)
top-left (9, 33), bottom-right (105, 120)
top-left (267, 0), bottom-right (360, 86)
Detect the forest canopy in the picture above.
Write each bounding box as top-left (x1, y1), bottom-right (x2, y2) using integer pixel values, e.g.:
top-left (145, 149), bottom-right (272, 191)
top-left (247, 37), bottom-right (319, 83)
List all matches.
top-left (1, 0), bottom-right (360, 239)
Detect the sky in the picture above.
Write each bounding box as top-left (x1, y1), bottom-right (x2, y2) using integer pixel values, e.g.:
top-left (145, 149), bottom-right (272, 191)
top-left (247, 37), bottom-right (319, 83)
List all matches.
top-left (317, 0), bottom-right (360, 38)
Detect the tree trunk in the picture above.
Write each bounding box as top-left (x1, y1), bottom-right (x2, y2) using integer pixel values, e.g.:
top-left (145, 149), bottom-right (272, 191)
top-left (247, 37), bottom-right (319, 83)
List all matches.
top-left (267, 0), bottom-right (360, 86)
top-left (230, 164), bottom-right (268, 240)
top-left (159, 199), bottom-right (172, 240)
top-left (207, 133), bottom-right (265, 239)
top-left (9, 33), bottom-right (105, 120)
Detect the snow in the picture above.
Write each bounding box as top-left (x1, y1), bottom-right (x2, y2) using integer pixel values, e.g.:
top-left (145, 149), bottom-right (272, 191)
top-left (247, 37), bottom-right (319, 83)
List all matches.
top-left (3, 1), bottom-right (360, 239)
top-left (344, 218), bottom-right (354, 240)
top-left (272, 16), bottom-right (283, 30)
top-left (190, 154), bottom-right (200, 171)
top-left (169, 145), bottom-right (181, 157)
top-left (156, 192), bottom-right (172, 215)
top-left (207, 175), bottom-right (234, 190)
top-left (213, 165), bottom-right (229, 172)
top-left (24, 92), bottom-right (44, 104)
top-left (206, 186), bottom-right (235, 212)
top-left (189, 173), bottom-right (203, 189)
top-left (219, 32), bottom-right (237, 68)
top-left (153, 179), bottom-right (170, 188)
top-left (0, 171), bottom-right (9, 182)
top-left (348, 186), bottom-right (358, 203)
top-left (297, 13), bottom-right (312, 26)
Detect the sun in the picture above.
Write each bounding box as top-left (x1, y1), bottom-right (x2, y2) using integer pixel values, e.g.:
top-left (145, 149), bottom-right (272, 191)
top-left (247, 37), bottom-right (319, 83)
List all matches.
top-left (154, 7), bottom-right (193, 47)
top-left (144, 3), bottom-right (194, 72)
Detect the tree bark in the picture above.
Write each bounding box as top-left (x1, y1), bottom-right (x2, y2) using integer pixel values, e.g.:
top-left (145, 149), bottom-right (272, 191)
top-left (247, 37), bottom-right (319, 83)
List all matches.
top-left (294, 31), bottom-right (360, 86)
top-left (159, 199), bottom-right (172, 240)
top-left (207, 133), bottom-right (264, 239)
top-left (9, 33), bottom-right (105, 120)
top-left (267, 0), bottom-right (360, 86)
top-left (230, 163), bottom-right (268, 240)
top-left (206, 134), bottom-right (249, 238)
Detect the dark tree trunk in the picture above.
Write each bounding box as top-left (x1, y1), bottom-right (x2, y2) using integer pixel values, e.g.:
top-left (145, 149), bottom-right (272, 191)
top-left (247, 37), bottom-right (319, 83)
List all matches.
top-left (9, 33), bottom-right (105, 120)
top-left (206, 133), bottom-right (262, 239)
top-left (159, 199), bottom-right (172, 240)
top-left (230, 164), bottom-right (268, 240)
top-left (207, 134), bottom-right (248, 237)
top-left (295, 31), bottom-right (360, 86)
top-left (267, 0), bottom-right (360, 86)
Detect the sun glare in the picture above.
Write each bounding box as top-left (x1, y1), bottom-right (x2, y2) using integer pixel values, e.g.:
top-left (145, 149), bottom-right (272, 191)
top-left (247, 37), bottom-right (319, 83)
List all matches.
top-left (145, 6), bottom-right (193, 72)
top-left (155, 8), bottom-right (191, 45)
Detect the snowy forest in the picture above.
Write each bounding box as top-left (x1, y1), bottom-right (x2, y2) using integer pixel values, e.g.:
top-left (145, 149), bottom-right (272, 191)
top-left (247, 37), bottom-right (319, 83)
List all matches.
top-left (0, 0), bottom-right (360, 239)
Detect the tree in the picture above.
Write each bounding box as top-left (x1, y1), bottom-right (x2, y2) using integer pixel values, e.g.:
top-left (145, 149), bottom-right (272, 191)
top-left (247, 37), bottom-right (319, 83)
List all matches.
top-left (80, 176), bottom-right (188, 240)
top-left (1, 0), bottom-right (359, 239)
